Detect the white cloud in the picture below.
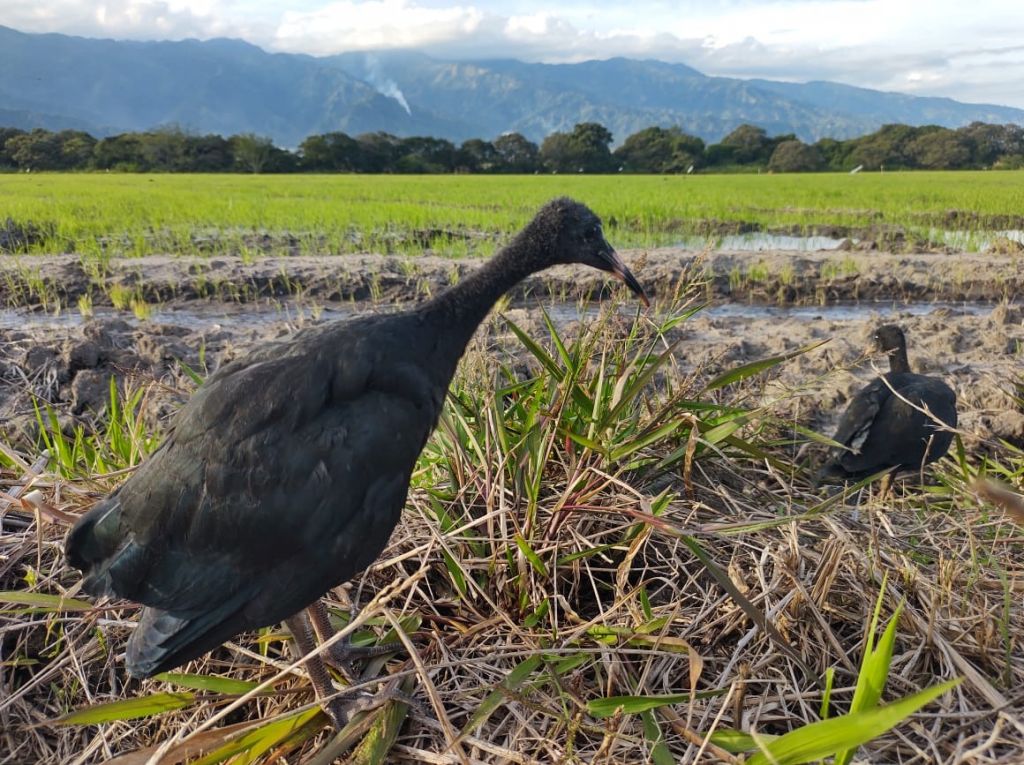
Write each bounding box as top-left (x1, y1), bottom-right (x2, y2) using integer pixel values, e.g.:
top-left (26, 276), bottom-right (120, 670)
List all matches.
top-left (1, 0), bottom-right (1022, 108)
top-left (274, 1), bottom-right (486, 54)
top-left (0, 0), bottom-right (272, 40)
top-left (505, 12), bottom-right (555, 37)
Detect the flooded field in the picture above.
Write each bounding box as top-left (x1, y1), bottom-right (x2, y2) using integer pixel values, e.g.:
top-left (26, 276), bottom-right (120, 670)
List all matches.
top-left (2, 244), bottom-right (1021, 454)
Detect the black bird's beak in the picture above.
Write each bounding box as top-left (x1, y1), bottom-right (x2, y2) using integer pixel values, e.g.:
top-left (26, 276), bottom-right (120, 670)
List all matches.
top-left (601, 247), bottom-right (649, 307)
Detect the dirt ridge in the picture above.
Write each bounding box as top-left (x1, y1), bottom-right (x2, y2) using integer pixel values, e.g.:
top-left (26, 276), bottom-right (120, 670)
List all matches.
top-left (1, 247), bottom-right (1021, 308)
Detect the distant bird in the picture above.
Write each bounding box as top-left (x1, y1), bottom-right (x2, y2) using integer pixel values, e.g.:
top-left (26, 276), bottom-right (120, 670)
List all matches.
top-left (65, 198), bottom-right (647, 725)
top-left (817, 324), bottom-right (957, 483)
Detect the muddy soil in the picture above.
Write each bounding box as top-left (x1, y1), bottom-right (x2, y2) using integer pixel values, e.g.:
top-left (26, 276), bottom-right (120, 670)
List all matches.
top-left (1, 246), bottom-right (1022, 463)
top-left (0, 245), bottom-right (1022, 308)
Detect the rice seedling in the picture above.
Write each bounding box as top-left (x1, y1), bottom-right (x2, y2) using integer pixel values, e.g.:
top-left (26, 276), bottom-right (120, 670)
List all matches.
top-left (130, 296), bottom-right (153, 321)
top-left (746, 261), bottom-right (771, 284)
top-left (106, 282), bottom-right (135, 311)
top-left (1, 172), bottom-right (1022, 263)
top-left (76, 292), bottom-right (93, 318)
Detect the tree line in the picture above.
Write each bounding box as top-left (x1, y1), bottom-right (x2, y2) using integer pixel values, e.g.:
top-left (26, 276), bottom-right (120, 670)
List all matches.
top-left (1, 121), bottom-right (1022, 174)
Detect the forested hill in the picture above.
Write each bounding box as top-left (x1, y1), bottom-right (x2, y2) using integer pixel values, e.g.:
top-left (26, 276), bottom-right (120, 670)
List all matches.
top-left (3, 122), bottom-right (1022, 174)
top-left (2, 25), bottom-right (1023, 147)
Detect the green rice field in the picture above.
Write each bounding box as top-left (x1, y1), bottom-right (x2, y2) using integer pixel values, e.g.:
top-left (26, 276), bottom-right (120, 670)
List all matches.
top-left (2, 171), bottom-right (1023, 258)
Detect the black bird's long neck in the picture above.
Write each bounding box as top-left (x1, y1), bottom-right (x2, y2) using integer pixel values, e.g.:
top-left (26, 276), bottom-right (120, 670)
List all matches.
top-left (887, 344), bottom-right (911, 374)
top-left (421, 232), bottom-right (547, 367)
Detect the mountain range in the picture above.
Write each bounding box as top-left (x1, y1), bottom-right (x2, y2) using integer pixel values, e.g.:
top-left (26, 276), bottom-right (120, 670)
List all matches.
top-left (2, 25), bottom-right (1023, 147)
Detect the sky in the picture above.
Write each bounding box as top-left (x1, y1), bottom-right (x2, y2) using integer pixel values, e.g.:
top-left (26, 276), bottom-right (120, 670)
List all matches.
top-left (3, 0), bottom-right (1024, 108)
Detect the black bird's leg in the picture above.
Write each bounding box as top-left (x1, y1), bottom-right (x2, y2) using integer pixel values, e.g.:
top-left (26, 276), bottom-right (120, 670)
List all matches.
top-left (878, 469), bottom-right (897, 502)
top-left (286, 611), bottom-right (417, 729)
top-left (285, 613), bottom-right (351, 728)
top-left (307, 599), bottom-right (401, 679)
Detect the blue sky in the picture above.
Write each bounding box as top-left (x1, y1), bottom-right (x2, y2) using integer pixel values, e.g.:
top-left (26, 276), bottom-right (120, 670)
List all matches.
top-left (3, 0), bottom-right (1023, 108)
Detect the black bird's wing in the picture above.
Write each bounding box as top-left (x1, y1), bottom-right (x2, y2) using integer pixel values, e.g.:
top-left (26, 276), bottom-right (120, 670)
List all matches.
top-left (830, 377), bottom-right (889, 460)
top-left (821, 372), bottom-right (957, 480)
top-left (66, 319), bottom-right (444, 675)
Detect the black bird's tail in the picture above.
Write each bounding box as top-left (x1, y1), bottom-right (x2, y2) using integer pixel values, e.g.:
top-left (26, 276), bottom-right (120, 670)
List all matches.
top-left (126, 594), bottom-right (253, 678)
top-left (65, 497), bottom-right (131, 598)
top-left (69, 496), bottom-right (259, 678)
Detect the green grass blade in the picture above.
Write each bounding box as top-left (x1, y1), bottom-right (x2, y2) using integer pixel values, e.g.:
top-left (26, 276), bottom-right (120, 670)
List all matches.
top-left (701, 417), bottom-right (747, 445)
top-left (709, 729), bottom-right (778, 753)
top-left (344, 680), bottom-right (415, 765)
top-left (859, 602), bottom-right (904, 710)
top-left (192, 707), bottom-right (323, 765)
top-left (506, 317), bottom-right (564, 381)
top-left (556, 542), bottom-right (621, 565)
top-left (588, 693), bottom-right (693, 718)
top-left (441, 548), bottom-right (469, 599)
top-left (154, 672), bottom-right (260, 695)
top-left (702, 340), bottom-right (828, 393)
top-left (746, 678), bottom-right (961, 765)
top-left (54, 692), bottom-right (196, 724)
top-left (0, 591), bottom-right (94, 612)
top-left (599, 341), bottom-right (680, 428)
top-left (640, 709), bottom-right (675, 765)
top-left (609, 418), bottom-right (686, 461)
top-left (176, 357), bottom-right (206, 387)
top-left (565, 431), bottom-right (606, 452)
top-left (835, 583), bottom-right (903, 765)
top-left (550, 653), bottom-right (590, 675)
top-left (540, 305), bottom-right (573, 370)
top-left (457, 654), bottom-right (543, 740)
top-left (820, 667), bottom-right (835, 719)
top-left (514, 533), bottom-right (549, 578)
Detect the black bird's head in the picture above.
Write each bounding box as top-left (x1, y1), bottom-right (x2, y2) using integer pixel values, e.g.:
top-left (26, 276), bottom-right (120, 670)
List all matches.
top-left (531, 197), bottom-right (649, 306)
top-left (871, 324), bottom-right (907, 354)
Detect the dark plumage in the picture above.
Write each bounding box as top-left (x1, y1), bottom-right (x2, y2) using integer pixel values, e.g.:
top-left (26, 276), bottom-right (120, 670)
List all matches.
top-left (817, 324), bottom-right (957, 482)
top-left (66, 198), bottom-right (646, 689)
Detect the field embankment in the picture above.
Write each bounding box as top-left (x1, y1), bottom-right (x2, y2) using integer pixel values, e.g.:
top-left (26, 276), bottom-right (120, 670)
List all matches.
top-left (1, 245), bottom-right (1021, 308)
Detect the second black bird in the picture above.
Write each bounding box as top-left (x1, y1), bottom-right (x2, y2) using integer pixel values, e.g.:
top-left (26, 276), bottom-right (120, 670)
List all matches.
top-left (818, 324), bottom-right (957, 483)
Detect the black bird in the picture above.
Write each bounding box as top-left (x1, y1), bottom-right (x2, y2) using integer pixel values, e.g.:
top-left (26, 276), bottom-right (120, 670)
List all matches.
top-left (817, 324), bottom-right (957, 483)
top-left (65, 198), bottom-right (647, 723)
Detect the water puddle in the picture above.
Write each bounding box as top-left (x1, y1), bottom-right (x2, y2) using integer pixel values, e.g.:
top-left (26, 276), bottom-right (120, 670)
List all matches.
top-left (938, 229), bottom-right (1024, 251)
top-left (701, 300), bottom-right (993, 321)
top-left (0, 298), bottom-right (996, 335)
top-left (0, 303), bottom-right (356, 332)
top-left (673, 229), bottom-right (1024, 253)
top-left (545, 300), bottom-right (992, 324)
top-left (675, 234), bottom-right (852, 252)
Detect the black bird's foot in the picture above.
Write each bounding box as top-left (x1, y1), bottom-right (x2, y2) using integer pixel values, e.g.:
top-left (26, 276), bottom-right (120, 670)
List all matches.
top-left (324, 640), bottom-right (403, 679)
top-left (307, 598), bottom-right (402, 679)
top-left (324, 685), bottom-right (421, 729)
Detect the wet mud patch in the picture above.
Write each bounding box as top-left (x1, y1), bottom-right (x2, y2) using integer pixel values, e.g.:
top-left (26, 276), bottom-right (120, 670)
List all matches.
top-left (0, 246), bottom-right (1021, 310)
top-left (2, 292), bottom-right (1021, 461)
top-left (1, 244), bottom-right (1020, 460)
top-left (1, 318), bottom-right (206, 445)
